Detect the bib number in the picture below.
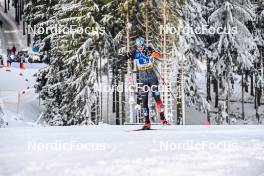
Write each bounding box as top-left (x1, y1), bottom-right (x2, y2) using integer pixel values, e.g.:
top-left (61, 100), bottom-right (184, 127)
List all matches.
top-left (139, 57), bottom-right (150, 64)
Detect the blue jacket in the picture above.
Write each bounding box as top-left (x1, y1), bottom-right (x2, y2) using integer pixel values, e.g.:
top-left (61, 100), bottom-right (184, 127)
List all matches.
top-left (131, 46), bottom-right (158, 70)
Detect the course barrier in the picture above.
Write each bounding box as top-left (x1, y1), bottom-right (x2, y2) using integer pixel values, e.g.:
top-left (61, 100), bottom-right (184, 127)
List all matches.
top-left (0, 88), bottom-right (34, 115)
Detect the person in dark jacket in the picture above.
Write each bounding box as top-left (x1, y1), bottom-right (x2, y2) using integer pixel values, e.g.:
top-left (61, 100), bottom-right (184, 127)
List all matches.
top-left (12, 46), bottom-right (16, 54)
top-left (128, 37), bottom-right (168, 130)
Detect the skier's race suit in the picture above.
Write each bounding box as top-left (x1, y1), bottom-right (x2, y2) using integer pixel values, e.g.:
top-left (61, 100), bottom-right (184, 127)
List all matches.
top-left (130, 46), bottom-right (166, 123)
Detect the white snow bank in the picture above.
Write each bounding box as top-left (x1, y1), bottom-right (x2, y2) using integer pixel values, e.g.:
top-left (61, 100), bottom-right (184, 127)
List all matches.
top-left (0, 98), bottom-right (7, 127)
top-left (0, 65), bottom-right (45, 127)
top-left (0, 125), bottom-right (263, 176)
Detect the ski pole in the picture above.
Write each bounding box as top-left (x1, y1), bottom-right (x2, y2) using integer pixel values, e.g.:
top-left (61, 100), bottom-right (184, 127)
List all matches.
top-left (153, 67), bottom-right (178, 101)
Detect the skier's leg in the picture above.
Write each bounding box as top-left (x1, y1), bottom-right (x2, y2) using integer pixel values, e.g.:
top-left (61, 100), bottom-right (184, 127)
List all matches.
top-left (139, 86), bottom-right (151, 130)
top-left (141, 92), bottom-right (150, 123)
top-left (138, 72), bottom-right (151, 127)
top-left (149, 70), bottom-right (166, 121)
top-left (151, 86), bottom-right (166, 120)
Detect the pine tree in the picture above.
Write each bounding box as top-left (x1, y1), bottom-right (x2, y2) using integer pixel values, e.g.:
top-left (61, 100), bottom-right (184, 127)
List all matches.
top-left (253, 0), bottom-right (264, 122)
top-left (23, 0), bottom-right (57, 61)
top-left (32, 0), bottom-right (112, 125)
top-left (208, 0), bottom-right (259, 123)
top-left (177, 0), bottom-right (210, 117)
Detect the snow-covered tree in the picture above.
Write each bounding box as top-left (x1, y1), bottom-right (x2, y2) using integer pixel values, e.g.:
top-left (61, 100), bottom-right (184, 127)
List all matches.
top-left (33, 0), bottom-right (111, 125)
top-left (253, 0), bottom-right (264, 122)
top-left (176, 0), bottom-right (210, 115)
top-left (24, 0), bottom-right (56, 58)
top-left (208, 0), bottom-right (259, 123)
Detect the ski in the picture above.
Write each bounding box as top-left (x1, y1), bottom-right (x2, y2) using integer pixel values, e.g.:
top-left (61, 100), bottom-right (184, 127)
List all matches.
top-left (125, 124), bottom-right (170, 132)
top-left (126, 128), bottom-right (159, 132)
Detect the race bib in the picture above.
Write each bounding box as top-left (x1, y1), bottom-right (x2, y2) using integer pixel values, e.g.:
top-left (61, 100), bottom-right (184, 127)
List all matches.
top-left (138, 56), bottom-right (150, 64)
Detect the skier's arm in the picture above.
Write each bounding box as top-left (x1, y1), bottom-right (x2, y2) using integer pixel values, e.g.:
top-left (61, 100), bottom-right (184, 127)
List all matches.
top-left (147, 47), bottom-right (161, 60)
top-left (151, 52), bottom-right (161, 59)
top-left (116, 51), bottom-right (136, 73)
top-left (118, 51), bottom-right (134, 66)
top-left (123, 51), bottom-right (135, 61)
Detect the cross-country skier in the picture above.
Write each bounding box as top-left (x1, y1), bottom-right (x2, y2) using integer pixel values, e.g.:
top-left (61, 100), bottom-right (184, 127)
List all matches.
top-left (128, 37), bottom-right (168, 130)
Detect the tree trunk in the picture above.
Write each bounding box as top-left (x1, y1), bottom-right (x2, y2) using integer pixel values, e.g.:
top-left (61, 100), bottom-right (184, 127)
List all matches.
top-left (27, 22), bottom-right (31, 47)
top-left (106, 58), bottom-right (110, 124)
top-left (226, 72), bottom-right (230, 124)
top-left (255, 82), bottom-right (260, 123)
top-left (260, 47), bottom-right (263, 101)
top-left (214, 79), bottom-right (218, 108)
top-left (115, 70), bottom-right (120, 125)
top-left (176, 68), bottom-right (182, 125)
top-left (219, 77), bottom-right (223, 89)
top-left (207, 59), bottom-right (211, 101)
top-left (145, 0), bottom-right (149, 45)
top-left (121, 69), bottom-right (126, 124)
top-left (20, 0), bottom-right (23, 21)
top-left (15, 0), bottom-right (19, 25)
top-left (112, 65), bottom-right (116, 113)
top-left (126, 8), bottom-right (134, 124)
top-left (213, 78), bottom-right (217, 93)
top-left (206, 59), bottom-right (211, 124)
top-left (241, 73), bottom-right (245, 120)
top-left (250, 75), bottom-right (254, 96)
top-left (245, 71), bottom-right (249, 92)
top-left (261, 48), bottom-right (264, 98)
top-left (4, 0), bottom-right (7, 13)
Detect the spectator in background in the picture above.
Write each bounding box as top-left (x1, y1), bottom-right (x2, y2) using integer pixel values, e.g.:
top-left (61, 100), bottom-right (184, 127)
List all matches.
top-left (8, 54), bottom-right (15, 66)
top-left (21, 54), bottom-right (29, 63)
top-left (29, 55), bottom-right (33, 63)
top-left (0, 55), bottom-right (3, 65)
top-left (25, 55), bottom-right (29, 63)
top-left (9, 48), bottom-right (14, 55)
top-left (12, 46), bottom-right (16, 55)
top-left (16, 53), bottom-right (22, 62)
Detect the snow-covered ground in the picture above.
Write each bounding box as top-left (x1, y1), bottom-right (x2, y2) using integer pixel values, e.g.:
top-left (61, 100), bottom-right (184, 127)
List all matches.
top-left (0, 125), bottom-right (264, 176)
top-left (0, 64), bottom-right (46, 127)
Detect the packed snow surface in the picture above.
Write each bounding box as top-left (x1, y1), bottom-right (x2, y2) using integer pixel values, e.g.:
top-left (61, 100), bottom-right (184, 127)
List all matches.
top-left (0, 64), bottom-right (46, 127)
top-left (0, 125), bottom-right (264, 176)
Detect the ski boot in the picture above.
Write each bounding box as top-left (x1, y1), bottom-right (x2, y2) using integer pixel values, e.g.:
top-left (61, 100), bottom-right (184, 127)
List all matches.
top-left (142, 122), bottom-right (151, 130)
top-left (160, 119), bottom-right (169, 125)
